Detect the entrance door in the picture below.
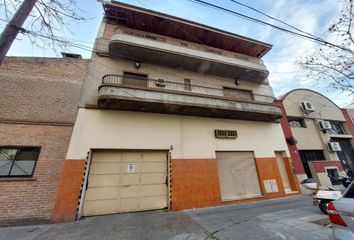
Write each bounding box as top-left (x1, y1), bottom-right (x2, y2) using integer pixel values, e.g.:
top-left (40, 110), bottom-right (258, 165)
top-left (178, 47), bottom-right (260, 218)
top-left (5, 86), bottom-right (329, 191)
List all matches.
top-left (83, 151), bottom-right (168, 216)
top-left (216, 151), bottom-right (262, 201)
top-left (275, 152), bottom-right (291, 193)
top-left (299, 150), bottom-right (326, 178)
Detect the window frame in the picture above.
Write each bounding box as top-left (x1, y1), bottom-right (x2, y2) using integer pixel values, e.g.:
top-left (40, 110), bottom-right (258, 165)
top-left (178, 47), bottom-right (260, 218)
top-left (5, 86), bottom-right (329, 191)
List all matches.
top-left (288, 118), bottom-right (306, 128)
top-left (0, 146), bottom-right (41, 178)
top-left (329, 121), bottom-right (346, 135)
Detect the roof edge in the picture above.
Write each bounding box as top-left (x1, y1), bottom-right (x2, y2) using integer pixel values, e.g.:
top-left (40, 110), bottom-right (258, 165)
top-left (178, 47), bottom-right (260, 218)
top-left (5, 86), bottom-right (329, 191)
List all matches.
top-left (278, 88), bottom-right (342, 110)
top-left (105, 1), bottom-right (272, 56)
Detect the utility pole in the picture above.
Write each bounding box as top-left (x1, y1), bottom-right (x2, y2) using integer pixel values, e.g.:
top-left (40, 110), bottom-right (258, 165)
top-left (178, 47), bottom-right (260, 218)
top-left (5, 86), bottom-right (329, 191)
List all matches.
top-left (0, 0), bottom-right (37, 64)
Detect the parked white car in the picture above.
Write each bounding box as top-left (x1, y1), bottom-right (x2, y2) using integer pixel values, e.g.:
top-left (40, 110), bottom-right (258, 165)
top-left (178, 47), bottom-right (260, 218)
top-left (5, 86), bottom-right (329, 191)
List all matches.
top-left (329, 182), bottom-right (354, 240)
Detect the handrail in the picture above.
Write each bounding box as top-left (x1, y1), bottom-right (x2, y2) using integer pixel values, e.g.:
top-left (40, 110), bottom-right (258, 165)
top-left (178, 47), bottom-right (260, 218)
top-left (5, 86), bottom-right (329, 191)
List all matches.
top-left (101, 74), bottom-right (275, 102)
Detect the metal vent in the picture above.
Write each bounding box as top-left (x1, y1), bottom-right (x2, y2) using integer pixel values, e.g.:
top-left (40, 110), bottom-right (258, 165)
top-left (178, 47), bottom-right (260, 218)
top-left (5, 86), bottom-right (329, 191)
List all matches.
top-left (215, 130), bottom-right (238, 139)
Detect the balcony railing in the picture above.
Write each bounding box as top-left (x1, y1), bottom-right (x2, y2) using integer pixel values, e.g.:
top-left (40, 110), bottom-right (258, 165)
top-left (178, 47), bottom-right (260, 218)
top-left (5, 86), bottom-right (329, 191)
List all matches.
top-left (113, 26), bottom-right (263, 65)
top-left (101, 74), bottom-right (274, 103)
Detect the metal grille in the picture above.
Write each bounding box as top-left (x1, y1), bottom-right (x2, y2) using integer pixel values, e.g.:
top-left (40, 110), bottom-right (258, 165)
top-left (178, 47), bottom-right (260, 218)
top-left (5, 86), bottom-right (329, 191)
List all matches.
top-left (215, 130), bottom-right (238, 139)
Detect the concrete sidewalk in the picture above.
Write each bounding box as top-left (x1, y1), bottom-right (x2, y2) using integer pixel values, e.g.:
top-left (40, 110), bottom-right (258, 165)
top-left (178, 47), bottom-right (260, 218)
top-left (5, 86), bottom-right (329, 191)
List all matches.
top-left (0, 195), bottom-right (332, 240)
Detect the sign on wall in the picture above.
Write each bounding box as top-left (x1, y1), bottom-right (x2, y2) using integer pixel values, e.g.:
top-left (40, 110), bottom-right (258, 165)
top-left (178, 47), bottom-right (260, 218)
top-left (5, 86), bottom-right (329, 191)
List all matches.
top-left (127, 163), bottom-right (135, 173)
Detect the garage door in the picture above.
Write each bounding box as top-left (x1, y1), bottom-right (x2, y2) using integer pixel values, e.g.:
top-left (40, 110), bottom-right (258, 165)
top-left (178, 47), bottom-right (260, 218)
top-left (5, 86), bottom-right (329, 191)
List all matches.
top-left (216, 151), bottom-right (261, 201)
top-left (83, 151), bottom-right (168, 216)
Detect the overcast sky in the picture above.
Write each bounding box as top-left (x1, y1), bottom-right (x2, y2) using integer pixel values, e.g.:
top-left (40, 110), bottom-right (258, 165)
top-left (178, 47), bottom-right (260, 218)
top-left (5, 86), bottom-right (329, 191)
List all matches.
top-left (1, 0), bottom-right (351, 106)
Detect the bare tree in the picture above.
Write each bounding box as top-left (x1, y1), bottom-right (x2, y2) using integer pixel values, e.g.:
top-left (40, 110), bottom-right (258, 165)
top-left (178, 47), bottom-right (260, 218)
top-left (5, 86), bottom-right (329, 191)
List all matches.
top-left (0, 0), bottom-right (89, 54)
top-left (299, 0), bottom-right (354, 94)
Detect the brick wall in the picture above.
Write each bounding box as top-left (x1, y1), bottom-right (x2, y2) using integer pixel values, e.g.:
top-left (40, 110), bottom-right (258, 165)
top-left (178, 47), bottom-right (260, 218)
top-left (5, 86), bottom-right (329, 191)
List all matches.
top-left (0, 57), bottom-right (88, 123)
top-left (342, 109), bottom-right (354, 136)
top-left (0, 123), bottom-right (73, 225)
top-left (312, 160), bottom-right (344, 173)
top-left (276, 100), bottom-right (305, 175)
top-left (0, 57), bottom-right (88, 226)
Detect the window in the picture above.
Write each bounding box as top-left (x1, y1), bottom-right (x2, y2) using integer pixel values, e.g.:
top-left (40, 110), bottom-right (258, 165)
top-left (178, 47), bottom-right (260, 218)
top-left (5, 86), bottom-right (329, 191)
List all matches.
top-left (288, 118), bottom-right (306, 128)
top-left (326, 168), bottom-right (341, 185)
top-left (184, 79), bottom-right (191, 91)
top-left (329, 121), bottom-right (345, 135)
top-left (0, 147), bottom-right (40, 177)
top-left (299, 150), bottom-right (325, 161)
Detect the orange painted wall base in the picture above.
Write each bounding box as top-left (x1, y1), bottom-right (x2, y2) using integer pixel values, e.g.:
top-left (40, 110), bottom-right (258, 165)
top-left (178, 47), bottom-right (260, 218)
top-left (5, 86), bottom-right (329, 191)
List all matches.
top-left (171, 157), bottom-right (299, 211)
top-left (51, 159), bottom-right (86, 223)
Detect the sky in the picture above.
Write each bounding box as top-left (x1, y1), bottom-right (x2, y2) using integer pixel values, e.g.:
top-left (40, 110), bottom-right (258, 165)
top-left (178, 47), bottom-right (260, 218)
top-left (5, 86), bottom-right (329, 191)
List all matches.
top-left (1, 0), bottom-right (352, 107)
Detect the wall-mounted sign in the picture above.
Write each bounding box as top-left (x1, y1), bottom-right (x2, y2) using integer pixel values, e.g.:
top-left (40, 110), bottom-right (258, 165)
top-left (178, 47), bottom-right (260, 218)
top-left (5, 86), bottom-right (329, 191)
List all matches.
top-left (127, 163), bottom-right (135, 173)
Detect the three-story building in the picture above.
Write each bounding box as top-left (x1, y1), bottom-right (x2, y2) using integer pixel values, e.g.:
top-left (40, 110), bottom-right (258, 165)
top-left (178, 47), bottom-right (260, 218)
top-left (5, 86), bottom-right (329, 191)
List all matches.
top-left (53, 1), bottom-right (299, 222)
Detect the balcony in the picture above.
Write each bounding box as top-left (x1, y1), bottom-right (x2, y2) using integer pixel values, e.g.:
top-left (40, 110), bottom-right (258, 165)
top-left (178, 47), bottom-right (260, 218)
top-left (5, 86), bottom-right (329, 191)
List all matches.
top-left (107, 27), bottom-right (269, 83)
top-left (98, 75), bottom-right (282, 122)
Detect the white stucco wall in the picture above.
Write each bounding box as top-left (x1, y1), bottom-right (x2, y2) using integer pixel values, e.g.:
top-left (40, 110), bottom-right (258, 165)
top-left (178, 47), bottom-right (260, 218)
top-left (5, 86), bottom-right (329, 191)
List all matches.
top-left (66, 109), bottom-right (289, 160)
top-left (282, 89), bottom-right (345, 121)
top-left (282, 89), bottom-right (348, 161)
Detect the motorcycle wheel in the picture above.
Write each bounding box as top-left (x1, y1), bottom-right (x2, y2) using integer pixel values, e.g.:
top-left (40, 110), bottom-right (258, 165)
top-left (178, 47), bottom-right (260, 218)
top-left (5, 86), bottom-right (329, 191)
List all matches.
top-left (319, 201), bottom-right (329, 215)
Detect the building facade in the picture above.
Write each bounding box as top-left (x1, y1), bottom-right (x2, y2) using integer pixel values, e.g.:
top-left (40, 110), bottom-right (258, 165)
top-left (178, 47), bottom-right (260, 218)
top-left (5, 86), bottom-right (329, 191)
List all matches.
top-left (0, 57), bottom-right (88, 225)
top-left (52, 2), bottom-right (300, 222)
top-left (278, 89), bottom-right (354, 189)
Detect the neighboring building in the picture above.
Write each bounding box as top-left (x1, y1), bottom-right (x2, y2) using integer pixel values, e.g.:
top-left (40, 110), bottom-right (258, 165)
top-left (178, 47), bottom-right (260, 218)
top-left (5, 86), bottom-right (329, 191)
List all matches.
top-left (52, 1), bottom-right (299, 222)
top-left (0, 57), bottom-right (88, 225)
top-left (343, 108), bottom-right (354, 130)
top-left (278, 89), bottom-right (354, 189)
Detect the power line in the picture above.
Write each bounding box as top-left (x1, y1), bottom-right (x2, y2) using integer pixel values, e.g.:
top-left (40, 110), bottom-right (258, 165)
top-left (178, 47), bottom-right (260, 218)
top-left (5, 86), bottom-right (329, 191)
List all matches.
top-left (185, 0), bottom-right (353, 54)
top-left (227, 0), bottom-right (318, 39)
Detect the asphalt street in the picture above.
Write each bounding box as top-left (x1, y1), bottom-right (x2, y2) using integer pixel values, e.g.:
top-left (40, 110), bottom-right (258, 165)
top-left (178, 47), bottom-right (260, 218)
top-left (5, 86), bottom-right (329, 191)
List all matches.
top-left (0, 195), bottom-right (332, 240)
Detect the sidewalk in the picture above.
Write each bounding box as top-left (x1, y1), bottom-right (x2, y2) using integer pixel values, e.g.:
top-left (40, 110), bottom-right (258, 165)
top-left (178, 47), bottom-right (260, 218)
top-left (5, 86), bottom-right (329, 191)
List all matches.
top-left (0, 195), bottom-right (332, 240)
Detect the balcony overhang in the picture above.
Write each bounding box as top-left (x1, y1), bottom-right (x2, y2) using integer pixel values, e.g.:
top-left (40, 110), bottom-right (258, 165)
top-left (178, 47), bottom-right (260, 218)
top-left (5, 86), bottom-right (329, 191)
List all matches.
top-left (104, 1), bottom-right (272, 57)
top-left (98, 85), bottom-right (282, 122)
top-left (109, 34), bottom-right (269, 83)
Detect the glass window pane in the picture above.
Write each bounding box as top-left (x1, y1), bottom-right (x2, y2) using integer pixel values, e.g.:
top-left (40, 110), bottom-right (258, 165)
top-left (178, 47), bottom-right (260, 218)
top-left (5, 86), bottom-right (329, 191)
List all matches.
top-left (0, 148), bottom-right (17, 176)
top-left (9, 160), bottom-right (36, 176)
top-left (16, 148), bottom-right (40, 161)
top-left (0, 160), bottom-right (12, 176)
top-left (329, 122), bottom-right (345, 134)
top-left (0, 148), bottom-right (17, 161)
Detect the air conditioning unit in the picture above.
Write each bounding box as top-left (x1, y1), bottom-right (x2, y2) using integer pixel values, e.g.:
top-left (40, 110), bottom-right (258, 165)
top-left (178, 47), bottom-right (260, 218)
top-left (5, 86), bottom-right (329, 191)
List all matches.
top-left (319, 120), bottom-right (332, 130)
top-left (301, 101), bottom-right (315, 113)
top-left (156, 78), bottom-right (166, 87)
top-left (327, 142), bottom-right (342, 152)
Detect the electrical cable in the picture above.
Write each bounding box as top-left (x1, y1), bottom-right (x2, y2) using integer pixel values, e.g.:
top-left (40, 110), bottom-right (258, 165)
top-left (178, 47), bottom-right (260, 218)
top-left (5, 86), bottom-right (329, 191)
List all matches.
top-left (227, 0), bottom-right (318, 39)
top-left (186, 0), bottom-right (353, 53)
